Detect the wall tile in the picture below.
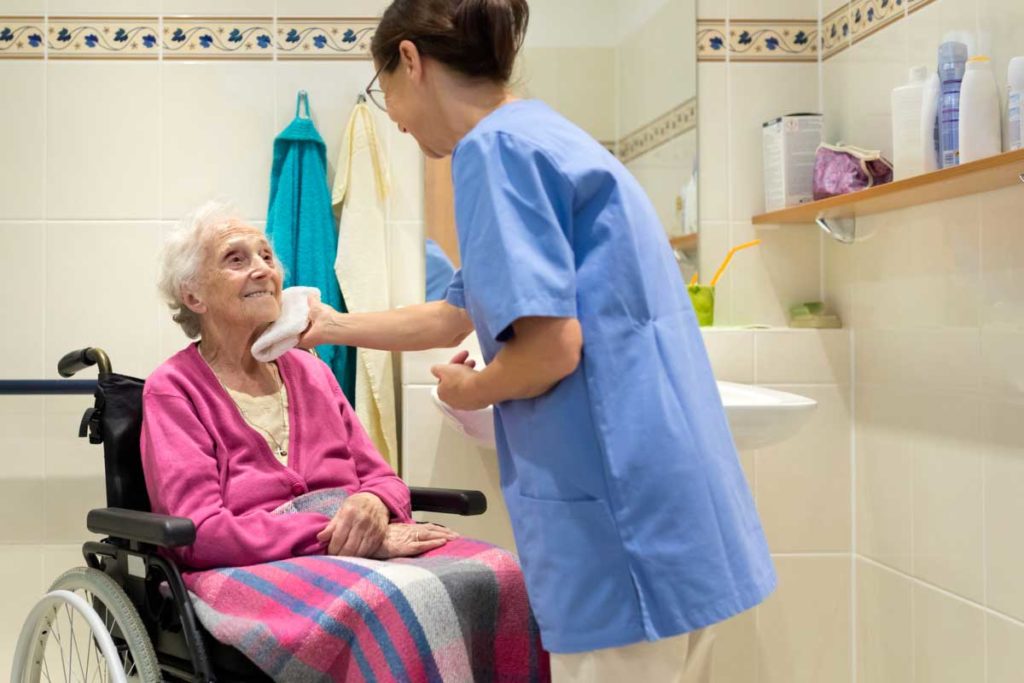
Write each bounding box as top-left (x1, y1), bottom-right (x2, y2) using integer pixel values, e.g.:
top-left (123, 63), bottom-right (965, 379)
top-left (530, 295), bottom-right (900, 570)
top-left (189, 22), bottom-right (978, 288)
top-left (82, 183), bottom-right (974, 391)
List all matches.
top-left (979, 329), bottom-right (1024, 399)
top-left (161, 61), bottom-right (276, 221)
top-left (46, 61), bottom-right (160, 220)
top-left (903, 0), bottom-right (981, 70)
top-left (757, 556), bottom-right (851, 683)
top-left (856, 327), bottom-right (981, 393)
top-left (44, 222), bottom-right (163, 380)
top-left (856, 383), bottom-right (914, 573)
top-left (162, 0), bottom-right (274, 15)
top-left (0, 546), bottom-right (44, 681)
top-left (274, 0), bottom-right (390, 17)
top-left (729, 0), bottom-right (820, 20)
top-left (0, 62), bottom-right (44, 219)
top-left (697, 62), bottom-right (729, 223)
top-left (0, 224), bottom-right (45, 379)
top-left (984, 398), bottom-right (1024, 622)
top-left (755, 330), bottom-right (851, 385)
top-left (388, 220), bottom-right (425, 308)
top-left (729, 221), bottom-right (821, 327)
top-left (987, 613), bottom-right (1024, 683)
top-left (387, 123), bottom-right (424, 223)
top-left (727, 63), bottom-right (820, 221)
top-left (44, 473), bottom-right (106, 543)
top-left (700, 329), bottom-right (755, 383)
top-left (0, 397), bottom-right (46, 543)
top-left (698, 221), bottom-right (733, 325)
top-left (709, 607), bottom-right (757, 683)
top-left (757, 384), bottom-right (851, 552)
top-left (48, 0), bottom-right (160, 14)
top-left (0, 1), bottom-right (44, 14)
top-left (913, 581), bottom-right (985, 683)
top-left (856, 559), bottom-right (913, 683)
top-left (911, 393), bottom-right (984, 603)
top-left (42, 544), bottom-right (87, 588)
top-left (980, 185), bottom-right (1024, 330)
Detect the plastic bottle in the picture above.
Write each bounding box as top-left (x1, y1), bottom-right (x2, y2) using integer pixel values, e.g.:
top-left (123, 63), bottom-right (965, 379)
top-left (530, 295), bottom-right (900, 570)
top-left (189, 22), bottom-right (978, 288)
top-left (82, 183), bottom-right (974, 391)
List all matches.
top-left (921, 70), bottom-right (941, 172)
top-left (1008, 56), bottom-right (1024, 151)
top-left (959, 56), bottom-right (1001, 163)
top-left (937, 41), bottom-right (968, 168)
top-left (892, 65), bottom-right (928, 179)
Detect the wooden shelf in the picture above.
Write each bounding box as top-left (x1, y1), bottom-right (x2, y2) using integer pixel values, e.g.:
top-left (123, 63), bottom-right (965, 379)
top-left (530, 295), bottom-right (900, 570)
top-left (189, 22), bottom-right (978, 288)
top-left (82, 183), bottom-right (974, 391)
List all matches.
top-left (752, 148), bottom-right (1024, 225)
top-left (669, 233), bottom-right (699, 251)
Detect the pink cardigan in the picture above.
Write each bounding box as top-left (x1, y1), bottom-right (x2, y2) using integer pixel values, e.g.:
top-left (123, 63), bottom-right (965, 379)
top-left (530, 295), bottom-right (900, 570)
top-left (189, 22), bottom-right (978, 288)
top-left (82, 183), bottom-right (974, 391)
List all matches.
top-left (141, 343), bottom-right (412, 570)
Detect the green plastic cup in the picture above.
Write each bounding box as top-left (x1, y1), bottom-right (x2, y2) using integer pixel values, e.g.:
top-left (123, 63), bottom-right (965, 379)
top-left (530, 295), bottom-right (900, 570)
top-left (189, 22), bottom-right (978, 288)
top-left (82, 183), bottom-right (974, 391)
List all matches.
top-left (687, 284), bottom-right (715, 327)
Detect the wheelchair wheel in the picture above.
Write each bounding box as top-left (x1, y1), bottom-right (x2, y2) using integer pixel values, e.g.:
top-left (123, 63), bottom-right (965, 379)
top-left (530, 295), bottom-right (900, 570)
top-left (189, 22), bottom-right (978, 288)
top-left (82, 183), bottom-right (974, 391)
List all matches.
top-left (11, 566), bottom-right (161, 683)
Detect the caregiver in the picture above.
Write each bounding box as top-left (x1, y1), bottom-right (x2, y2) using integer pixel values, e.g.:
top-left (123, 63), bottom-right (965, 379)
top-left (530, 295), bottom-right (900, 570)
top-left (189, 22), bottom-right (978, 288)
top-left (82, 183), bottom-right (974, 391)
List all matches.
top-left (302, 0), bottom-right (776, 680)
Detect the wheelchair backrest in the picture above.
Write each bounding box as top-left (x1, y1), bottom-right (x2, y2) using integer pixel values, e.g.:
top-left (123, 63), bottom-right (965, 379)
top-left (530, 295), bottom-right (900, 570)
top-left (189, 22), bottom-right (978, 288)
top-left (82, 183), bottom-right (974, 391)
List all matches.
top-left (87, 373), bottom-right (153, 512)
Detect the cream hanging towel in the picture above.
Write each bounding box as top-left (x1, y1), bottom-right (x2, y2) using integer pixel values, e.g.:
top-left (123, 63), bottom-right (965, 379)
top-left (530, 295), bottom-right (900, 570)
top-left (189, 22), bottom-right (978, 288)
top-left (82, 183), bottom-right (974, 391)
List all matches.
top-left (332, 101), bottom-right (397, 466)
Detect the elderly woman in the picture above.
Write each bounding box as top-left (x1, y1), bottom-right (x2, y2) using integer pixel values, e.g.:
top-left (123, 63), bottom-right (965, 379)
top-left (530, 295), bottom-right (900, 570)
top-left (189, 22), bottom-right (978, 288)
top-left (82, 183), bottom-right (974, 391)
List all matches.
top-left (142, 201), bottom-right (458, 570)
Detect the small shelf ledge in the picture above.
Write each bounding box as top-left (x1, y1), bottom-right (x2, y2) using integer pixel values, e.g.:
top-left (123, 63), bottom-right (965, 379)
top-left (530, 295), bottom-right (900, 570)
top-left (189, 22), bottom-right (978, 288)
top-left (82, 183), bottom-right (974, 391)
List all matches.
top-left (669, 233), bottom-right (699, 252)
top-left (752, 148), bottom-right (1024, 238)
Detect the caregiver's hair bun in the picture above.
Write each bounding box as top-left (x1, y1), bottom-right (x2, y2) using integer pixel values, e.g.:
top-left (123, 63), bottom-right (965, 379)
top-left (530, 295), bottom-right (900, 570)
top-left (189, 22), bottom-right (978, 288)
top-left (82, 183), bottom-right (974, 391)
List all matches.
top-left (371, 0), bottom-right (529, 83)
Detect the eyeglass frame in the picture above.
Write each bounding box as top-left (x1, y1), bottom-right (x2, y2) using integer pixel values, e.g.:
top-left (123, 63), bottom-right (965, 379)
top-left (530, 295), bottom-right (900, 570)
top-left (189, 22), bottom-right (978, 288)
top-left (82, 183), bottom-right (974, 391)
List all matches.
top-left (365, 52), bottom-right (400, 113)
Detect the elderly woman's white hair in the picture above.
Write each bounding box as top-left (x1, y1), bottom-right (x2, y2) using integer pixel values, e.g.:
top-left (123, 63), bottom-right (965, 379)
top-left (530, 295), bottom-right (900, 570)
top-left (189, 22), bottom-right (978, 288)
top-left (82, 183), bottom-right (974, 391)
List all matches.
top-left (159, 200), bottom-right (284, 339)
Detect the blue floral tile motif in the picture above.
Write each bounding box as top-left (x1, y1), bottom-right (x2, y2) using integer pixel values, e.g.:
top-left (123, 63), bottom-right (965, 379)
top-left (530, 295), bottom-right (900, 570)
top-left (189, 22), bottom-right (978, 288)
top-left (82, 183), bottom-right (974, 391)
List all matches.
top-left (0, 19), bottom-right (46, 57)
top-left (47, 19), bottom-right (159, 57)
top-left (163, 19), bottom-right (273, 58)
top-left (276, 20), bottom-right (376, 58)
top-left (738, 30), bottom-right (753, 45)
top-left (696, 23), bottom-right (728, 59)
top-left (710, 36), bottom-right (724, 50)
top-left (728, 21), bottom-right (818, 61)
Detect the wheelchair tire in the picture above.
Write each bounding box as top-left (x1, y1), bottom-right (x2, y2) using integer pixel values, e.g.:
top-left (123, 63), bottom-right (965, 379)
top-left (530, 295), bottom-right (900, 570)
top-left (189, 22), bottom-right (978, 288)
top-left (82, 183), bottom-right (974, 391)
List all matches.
top-left (12, 566), bottom-right (161, 683)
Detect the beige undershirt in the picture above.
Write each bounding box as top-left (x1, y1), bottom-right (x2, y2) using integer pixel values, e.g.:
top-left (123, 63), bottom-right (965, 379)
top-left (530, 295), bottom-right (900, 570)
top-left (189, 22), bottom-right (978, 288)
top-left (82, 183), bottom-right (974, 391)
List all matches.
top-left (225, 385), bottom-right (290, 465)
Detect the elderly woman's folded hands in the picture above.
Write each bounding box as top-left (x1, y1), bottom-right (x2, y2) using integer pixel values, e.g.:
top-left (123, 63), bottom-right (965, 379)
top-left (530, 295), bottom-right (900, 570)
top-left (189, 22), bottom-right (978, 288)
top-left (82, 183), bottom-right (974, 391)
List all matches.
top-left (317, 492), bottom-right (459, 559)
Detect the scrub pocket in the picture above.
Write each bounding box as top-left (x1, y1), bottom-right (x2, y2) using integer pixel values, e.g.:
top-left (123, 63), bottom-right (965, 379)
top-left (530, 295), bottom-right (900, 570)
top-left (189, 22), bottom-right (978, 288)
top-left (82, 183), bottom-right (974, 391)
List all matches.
top-left (513, 495), bottom-right (641, 648)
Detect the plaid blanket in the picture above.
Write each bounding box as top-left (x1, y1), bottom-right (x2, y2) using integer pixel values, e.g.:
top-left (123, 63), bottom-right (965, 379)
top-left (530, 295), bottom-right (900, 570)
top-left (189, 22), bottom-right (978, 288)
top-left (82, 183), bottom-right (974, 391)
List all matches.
top-left (184, 489), bottom-right (550, 682)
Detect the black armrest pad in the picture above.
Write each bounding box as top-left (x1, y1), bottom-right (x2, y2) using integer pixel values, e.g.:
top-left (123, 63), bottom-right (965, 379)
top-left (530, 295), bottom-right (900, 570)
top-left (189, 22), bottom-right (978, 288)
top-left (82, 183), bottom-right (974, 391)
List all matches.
top-left (409, 487), bottom-right (487, 516)
top-left (87, 507), bottom-right (196, 548)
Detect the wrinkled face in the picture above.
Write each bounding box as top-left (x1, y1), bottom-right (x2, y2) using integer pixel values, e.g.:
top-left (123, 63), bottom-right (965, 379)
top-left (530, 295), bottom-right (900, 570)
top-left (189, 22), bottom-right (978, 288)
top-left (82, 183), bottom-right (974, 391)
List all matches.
top-left (188, 222), bottom-right (283, 332)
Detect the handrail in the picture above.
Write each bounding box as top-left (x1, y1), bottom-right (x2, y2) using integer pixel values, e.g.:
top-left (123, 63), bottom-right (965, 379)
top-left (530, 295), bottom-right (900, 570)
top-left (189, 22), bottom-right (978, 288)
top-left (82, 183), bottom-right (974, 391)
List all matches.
top-left (0, 380), bottom-right (97, 395)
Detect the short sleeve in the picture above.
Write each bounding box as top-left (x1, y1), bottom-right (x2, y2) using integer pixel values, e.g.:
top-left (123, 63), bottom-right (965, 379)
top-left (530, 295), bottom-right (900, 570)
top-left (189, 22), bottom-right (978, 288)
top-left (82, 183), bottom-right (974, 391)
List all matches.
top-left (452, 132), bottom-right (577, 343)
top-left (444, 268), bottom-right (466, 309)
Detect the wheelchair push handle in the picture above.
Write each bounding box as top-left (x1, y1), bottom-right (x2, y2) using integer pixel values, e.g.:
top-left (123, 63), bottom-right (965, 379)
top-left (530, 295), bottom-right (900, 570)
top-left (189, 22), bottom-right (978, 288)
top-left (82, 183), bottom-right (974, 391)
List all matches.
top-left (58, 347), bottom-right (112, 378)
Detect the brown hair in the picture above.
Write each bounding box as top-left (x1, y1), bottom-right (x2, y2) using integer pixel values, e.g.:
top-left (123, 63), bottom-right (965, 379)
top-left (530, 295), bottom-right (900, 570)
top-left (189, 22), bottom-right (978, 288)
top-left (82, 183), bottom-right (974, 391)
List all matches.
top-left (371, 0), bottom-right (529, 83)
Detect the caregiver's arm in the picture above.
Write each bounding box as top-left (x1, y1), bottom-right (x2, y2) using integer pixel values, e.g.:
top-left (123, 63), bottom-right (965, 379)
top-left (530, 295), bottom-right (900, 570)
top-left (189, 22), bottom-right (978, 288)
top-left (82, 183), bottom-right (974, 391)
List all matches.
top-left (431, 316), bottom-right (582, 410)
top-left (301, 298), bottom-right (473, 352)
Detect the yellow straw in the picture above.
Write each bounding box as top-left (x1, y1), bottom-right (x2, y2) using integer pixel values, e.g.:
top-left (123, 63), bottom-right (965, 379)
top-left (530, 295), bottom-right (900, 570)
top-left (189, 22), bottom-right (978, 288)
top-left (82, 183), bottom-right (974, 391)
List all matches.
top-left (689, 272), bottom-right (699, 286)
top-left (709, 239), bottom-right (761, 287)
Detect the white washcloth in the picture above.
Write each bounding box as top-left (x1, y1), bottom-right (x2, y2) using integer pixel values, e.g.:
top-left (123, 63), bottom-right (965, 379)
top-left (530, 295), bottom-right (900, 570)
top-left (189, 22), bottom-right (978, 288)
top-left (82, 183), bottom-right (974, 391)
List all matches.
top-left (251, 287), bottom-right (321, 362)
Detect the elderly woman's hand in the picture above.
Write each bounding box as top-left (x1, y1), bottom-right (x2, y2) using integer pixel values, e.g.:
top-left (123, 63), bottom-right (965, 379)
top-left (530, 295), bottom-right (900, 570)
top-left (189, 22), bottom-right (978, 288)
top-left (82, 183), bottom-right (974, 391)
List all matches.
top-left (373, 523), bottom-right (460, 559)
top-left (317, 492), bottom-right (390, 557)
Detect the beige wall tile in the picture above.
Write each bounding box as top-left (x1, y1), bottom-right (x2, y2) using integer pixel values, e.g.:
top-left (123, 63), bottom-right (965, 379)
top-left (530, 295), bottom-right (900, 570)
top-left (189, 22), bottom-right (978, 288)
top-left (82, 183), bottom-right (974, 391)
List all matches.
top-left (980, 185), bottom-right (1024, 330)
top-left (44, 474), bottom-right (106, 544)
top-left (161, 0), bottom-right (274, 14)
top-left (856, 328), bottom-right (981, 393)
top-left (698, 221), bottom-right (734, 325)
top-left (553, 47), bottom-right (617, 143)
top-left (700, 329), bottom-right (755, 383)
top-left (0, 224), bottom-right (45, 379)
top-left (913, 581), bottom-right (985, 683)
top-left (42, 544), bottom-right (88, 589)
top-left (856, 559), bottom-right (913, 683)
top-left (44, 222), bottom-right (164, 380)
top-left (757, 556), bottom-right (851, 683)
top-left (698, 62), bottom-right (729, 223)
top-left (0, 546), bottom-right (44, 682)
top-left (755, 330), bottom-right (851, 385)
top-left (46, 62), bottom-right (160, 220)
top-left (756, 384), bottom-right (851, 552)
top-left (274, 0), bottom-right (390, 16)
top-left (161, 62), bottom-right (276, 221)
top-left (911, 393), bottom-right (984, 602)
top-left (987, 613), bottom-right (1024, 683)
top-left (984, 399), bottom-right (1024, 622)
top-left (0, 398), bottom-right (45, 542)
top-left (980, 329), bottom-right (1024, 400)
top-left (903, 0), bottom-right (982, 70)
top-left (49, 0), bottom-right (159, 13)
top-left (0, 62), bottom-right (44, 219)
top-left (856, 384), bottom-right (914, 573)
top-left (710, 607), bottom-right (757, 683)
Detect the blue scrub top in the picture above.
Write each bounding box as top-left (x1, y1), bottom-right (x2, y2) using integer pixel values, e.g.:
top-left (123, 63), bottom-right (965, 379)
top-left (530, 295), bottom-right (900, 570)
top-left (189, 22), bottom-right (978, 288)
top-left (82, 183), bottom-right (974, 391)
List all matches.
top-left (445, 100), bottom-right (775, 654)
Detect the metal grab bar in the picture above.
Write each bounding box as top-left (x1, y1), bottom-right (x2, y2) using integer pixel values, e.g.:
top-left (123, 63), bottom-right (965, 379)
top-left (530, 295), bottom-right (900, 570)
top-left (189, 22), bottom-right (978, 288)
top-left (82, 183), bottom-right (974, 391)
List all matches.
top-left (0, 380), bottom-right (98, 395)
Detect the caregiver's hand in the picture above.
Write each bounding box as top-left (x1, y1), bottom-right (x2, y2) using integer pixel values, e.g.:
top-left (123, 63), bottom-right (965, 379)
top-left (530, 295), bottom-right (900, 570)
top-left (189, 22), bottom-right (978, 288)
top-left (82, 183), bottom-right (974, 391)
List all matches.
top-left (317, 492), bottom-right (389, 557)
top-left (299, 294), bottom-right (336, 349)
top-left (431, 351), bottom-right (486, 410)
top-left (373, 523), bottom-right (460, 559)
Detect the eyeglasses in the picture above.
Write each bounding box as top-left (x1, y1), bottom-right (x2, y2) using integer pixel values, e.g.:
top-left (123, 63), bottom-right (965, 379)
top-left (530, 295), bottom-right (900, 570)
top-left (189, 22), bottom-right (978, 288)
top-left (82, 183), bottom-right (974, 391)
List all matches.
top-left (365, 53), bottom-right (399, 113)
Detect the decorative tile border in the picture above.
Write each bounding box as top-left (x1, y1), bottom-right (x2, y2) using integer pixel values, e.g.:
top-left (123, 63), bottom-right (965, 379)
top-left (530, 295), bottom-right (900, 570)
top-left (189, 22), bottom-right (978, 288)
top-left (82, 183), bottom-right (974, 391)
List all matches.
top-left (850, 0), bottom-right (905, 43)
top-left (619, 97), bottom-right (697, 164)
top-left (47, 18), bottom-right (159, 59)
top-left (0, 17), bottom-right (45, 58)
top-left (163, 18), bottom-right (273, 59)
top-left (276, 18), bottom-right (376, 59)
top-left (822, 5), bottom-right (851, 59)
top-left (698, 20), bottom-right (818, 62)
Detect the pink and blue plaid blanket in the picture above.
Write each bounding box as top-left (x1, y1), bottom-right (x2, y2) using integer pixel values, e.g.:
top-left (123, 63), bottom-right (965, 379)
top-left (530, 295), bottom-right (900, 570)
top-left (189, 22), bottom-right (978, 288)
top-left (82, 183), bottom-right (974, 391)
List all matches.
top-left (183, 489), bottom-right (550, 682)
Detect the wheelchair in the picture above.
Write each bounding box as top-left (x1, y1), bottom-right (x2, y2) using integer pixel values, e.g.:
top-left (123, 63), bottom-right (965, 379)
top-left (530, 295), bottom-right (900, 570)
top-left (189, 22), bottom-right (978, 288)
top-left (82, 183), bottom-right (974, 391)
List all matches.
top-left (12, 347), bottom-right (487, 683)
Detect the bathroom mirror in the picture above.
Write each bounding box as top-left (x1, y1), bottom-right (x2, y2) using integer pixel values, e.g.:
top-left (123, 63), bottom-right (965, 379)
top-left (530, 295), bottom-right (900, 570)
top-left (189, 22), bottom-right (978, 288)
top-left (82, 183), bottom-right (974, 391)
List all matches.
top-left (423, 0), bottom-right (699, 285)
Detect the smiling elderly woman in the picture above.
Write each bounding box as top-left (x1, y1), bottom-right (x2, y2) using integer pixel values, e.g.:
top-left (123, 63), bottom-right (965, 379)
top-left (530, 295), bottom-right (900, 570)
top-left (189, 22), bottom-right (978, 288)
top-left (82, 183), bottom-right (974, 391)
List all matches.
top-left (143, 201), bottom-right (456, 570)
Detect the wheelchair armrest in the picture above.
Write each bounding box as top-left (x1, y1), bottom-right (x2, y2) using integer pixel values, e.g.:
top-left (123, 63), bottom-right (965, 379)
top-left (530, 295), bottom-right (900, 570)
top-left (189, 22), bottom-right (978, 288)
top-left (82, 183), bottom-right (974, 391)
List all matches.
top-left (409, 487), bottom-right (487, 516)
top-left (87, 507), bottom-right (196, 548)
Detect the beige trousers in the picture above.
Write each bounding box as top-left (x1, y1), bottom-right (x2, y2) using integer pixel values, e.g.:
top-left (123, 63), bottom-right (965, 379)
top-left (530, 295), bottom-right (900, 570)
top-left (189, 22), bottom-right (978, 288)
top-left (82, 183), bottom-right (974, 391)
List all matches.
top-left (550, 628), bottom-right (714, 683)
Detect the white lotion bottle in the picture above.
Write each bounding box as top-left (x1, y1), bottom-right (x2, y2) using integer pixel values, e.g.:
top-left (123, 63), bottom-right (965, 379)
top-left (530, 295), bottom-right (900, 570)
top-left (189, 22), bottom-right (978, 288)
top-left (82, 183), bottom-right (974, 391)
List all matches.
top-left (892, 65), bottom-right (929, 179)
top-left (959, 55), bottom-right (1001, 163)
top-left (920, 70), bottom-right (941, 172)
top-left (1008, 56), bottom-right (1024, 151)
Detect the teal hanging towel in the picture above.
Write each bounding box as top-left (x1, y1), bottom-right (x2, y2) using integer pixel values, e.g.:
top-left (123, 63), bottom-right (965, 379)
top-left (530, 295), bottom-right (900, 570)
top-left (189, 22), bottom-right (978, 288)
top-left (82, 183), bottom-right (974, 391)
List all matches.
top-left (267, 91), bottom-right (356, 401)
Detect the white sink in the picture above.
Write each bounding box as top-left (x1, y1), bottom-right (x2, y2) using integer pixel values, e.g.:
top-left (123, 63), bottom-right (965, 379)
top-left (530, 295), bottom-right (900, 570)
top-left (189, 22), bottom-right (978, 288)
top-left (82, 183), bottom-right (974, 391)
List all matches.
top-left (431, 381), bottom-right (816, 451)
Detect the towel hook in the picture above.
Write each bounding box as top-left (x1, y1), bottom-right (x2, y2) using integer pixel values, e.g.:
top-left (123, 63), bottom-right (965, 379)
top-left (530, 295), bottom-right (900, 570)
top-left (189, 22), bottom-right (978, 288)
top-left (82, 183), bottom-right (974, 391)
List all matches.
top-left (356, 93), bottom-right (367, 104)
top-left (295, 90), bottom-right (311, 119)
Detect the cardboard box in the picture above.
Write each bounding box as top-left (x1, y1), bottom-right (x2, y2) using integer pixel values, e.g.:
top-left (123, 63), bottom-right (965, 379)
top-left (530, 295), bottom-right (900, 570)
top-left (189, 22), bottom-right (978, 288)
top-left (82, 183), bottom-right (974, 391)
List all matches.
top-left (762, 113), bottom-right (823, 212)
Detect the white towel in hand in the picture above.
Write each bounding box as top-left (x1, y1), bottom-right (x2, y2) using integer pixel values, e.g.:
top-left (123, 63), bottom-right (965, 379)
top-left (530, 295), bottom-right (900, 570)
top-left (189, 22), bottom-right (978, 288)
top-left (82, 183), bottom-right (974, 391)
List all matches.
top-left (251, 287), bottom-right (321, 362)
